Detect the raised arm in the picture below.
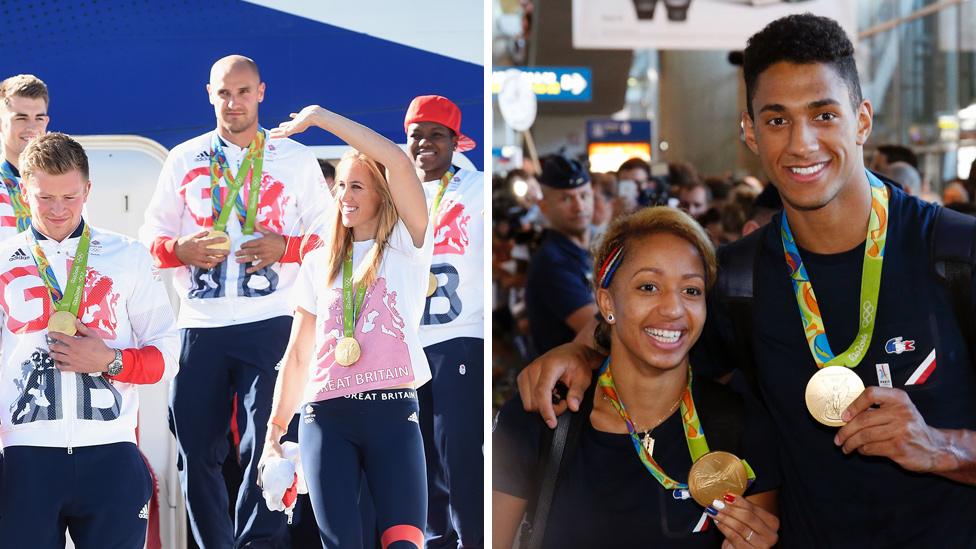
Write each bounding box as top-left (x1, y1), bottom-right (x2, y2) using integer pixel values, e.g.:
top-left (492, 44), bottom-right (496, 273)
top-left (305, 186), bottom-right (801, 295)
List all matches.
top-left (270, 106), bottom-right (428, 247)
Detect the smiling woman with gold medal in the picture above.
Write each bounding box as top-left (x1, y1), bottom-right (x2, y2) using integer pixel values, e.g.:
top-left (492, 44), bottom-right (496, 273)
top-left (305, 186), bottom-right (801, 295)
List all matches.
top-left (259, 105), bottom-right (433, 548)
top-left (493, 208), bottom-right (780, 548)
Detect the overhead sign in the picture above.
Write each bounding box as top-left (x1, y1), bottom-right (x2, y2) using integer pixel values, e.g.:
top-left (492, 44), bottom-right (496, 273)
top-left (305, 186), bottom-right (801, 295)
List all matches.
top-left (587, 119), bottom-right (651, 143)
top-left (492, 67), bottom-right (592, 101)
top-left (586, 119), bottom-right (652, 173)
top-left (572, 0), bottom-right (856, 51)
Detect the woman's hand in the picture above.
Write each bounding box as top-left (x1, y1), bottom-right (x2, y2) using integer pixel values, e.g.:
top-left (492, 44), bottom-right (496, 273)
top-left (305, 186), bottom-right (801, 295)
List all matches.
top-left (269, 105), bottom-right (326, 139)
top-left (711, 493), bottom-right (779, 549)
top-left (256, 427), bottom-right (286, 489)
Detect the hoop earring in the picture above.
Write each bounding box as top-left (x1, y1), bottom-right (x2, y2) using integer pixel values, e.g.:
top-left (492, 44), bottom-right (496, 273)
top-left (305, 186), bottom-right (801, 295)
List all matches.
top-left (606, 313), bottom-right (615, 323)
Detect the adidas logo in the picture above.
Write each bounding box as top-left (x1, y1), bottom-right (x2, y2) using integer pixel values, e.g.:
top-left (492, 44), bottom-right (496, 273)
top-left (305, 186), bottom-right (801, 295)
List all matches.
top-left (8, 248), bottom-right (27, 262)
top-left (407, 412), bottom-right (419, 424)
top-left (194, 150), bottom-right (211, 162)
top-left (138, 503), bottom-right (149, 520)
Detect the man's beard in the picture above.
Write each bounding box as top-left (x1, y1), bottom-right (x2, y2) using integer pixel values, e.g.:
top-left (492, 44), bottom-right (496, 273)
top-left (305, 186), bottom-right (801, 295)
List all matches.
top-left (221, 112), bottom-right (257, 135)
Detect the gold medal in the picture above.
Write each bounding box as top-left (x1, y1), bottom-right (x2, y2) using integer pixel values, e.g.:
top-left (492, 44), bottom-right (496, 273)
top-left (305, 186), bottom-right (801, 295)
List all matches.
top-left (205, 229), bottom-right (231, 251)
top-left (47, 310), bottom-right (77, 336)
top-left (335, 336), bottom-right (362, 367)
top-left (426, 272), bottom-right (437, 297)
top-left (687, 451), bottom-right (749, 507)
top-left (804, 365), bottom-right (864, 427)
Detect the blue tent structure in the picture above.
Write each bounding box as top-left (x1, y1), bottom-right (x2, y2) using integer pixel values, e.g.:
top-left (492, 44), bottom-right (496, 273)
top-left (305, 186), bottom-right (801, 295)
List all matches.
top-left (0, 0), bottom-right (484, 169)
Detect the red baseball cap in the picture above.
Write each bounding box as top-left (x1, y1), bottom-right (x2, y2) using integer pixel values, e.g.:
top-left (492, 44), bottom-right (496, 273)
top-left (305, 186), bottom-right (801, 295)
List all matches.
top-left (404, 95), bottom-right (476, 152)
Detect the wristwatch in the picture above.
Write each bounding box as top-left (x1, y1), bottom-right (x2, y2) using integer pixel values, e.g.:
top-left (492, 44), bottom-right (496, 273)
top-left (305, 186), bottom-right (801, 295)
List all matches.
top-left (106, 349), bottom-right (123, 377)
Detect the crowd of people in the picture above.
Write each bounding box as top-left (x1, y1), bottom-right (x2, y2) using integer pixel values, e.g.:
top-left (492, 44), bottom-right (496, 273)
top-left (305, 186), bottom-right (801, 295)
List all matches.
top-left (492, 93), bottom-right (976, 414)
top-left (0, 56), bottom-right (484, 549)
top-left (492, 13), bottom-right (976, 549)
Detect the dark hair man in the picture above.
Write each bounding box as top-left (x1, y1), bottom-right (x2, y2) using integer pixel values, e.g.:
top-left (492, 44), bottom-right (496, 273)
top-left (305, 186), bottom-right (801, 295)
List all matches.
top-left (677, 180), bottom-right (712, 218)
top-left (0, 74), bottom-right (50, 238)
top-left (617, 157), bottom-right (651, 186)
top-left (872, 143), bottom-right (919, 173)
top-left (517, 13), bottom-right (976, 547)
top-left (0, 133), bottom-right (179, 547)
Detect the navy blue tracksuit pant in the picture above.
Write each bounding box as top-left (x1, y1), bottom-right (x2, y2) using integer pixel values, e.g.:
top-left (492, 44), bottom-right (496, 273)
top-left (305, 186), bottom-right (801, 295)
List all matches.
top-left (171, 315), bottom-right (291, 549)
top-left (0, 442), bottom-right (152, 549)
top-left (419, 337), bottom-right (484, 548)
top-left (300, 389), bottom-right (427, 549)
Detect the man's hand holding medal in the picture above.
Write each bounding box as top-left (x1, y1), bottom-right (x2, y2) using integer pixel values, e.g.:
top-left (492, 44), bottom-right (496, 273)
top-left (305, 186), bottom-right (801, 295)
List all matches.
top-left (47, 318), bottom-right (116, 374)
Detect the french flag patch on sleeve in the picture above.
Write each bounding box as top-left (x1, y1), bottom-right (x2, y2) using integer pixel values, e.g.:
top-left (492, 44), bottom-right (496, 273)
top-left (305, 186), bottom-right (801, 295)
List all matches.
top-left (904, 349), bottom-right (936, 386)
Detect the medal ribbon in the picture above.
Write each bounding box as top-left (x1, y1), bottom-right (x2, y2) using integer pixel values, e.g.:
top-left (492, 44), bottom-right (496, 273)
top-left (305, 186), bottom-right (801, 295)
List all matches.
top-left (780, 171), bottom-right (889, 368)
top-left (210, 129), bottom-right (266, 234)
top-left (342, 250), bottom-right (367, 339)
top-left (29, 223), bottom-right (92, 315)
top-left (597, 359), bottom-right (755, 493)
top-left (0, 161), bottom-right (31, 232)
top-left (429, 165), bottom-right (458, 223)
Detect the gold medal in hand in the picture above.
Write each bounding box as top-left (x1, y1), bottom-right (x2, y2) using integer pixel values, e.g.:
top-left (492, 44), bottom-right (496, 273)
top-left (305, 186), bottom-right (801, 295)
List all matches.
top-left (205, 229), bottom-right (231, 251)
top-left (804, 365), bottom-right (864, 427)
top-left (47, 310), bottom-right (77, 336)
top-left (687, 451), bottom-right (749, 507)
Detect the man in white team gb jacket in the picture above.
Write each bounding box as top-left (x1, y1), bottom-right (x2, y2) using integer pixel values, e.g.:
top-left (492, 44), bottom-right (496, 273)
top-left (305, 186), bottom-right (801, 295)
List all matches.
top-left (139, 55), bottom-right (329, 548)
top-left (0, 132), bottom-right (179, 548)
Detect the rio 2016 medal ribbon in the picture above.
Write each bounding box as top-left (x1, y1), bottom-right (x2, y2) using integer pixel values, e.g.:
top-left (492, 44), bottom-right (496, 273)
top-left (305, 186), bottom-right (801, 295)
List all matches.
top-left (597, 359), bottom-right (756, 499)
top-left (688, 451), bottom-right (750, 507)
top-left (425, 165), bottom-right (457, 297)
top-left (805, 365), bottom-right (865, 427)
top-left (206, 129), bottom-right (266, 252)
top-left (335, 249), bottom-right (367, 367)
top-left (781, 171), bottom-right (888, 423)
top-left (31, 223), bottom-right (93, 336)
top-left (0, 160), bottom-right (31, 233)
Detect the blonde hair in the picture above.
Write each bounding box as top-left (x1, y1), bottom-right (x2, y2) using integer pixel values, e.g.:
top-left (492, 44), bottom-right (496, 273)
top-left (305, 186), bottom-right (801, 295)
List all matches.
top-left (323, 150), bottom-right (398, 291)
top-left (592, 206), bottom-right (717, 351)
top-left (20, 132), bottom-right (89, 181)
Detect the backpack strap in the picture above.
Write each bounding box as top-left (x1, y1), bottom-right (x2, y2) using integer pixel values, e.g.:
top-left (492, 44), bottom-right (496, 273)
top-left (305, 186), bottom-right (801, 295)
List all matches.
top-left (931, 206), bottom-right (976, 363)
top-left (716, 224), bottom-right (769, 390)
top-left (521, 382), bottom-right (596, 549)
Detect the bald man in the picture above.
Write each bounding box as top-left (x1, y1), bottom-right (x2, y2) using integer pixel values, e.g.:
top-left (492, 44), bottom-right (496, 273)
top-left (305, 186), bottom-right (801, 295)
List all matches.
top-left (140, 55), bottom-right (330, 549)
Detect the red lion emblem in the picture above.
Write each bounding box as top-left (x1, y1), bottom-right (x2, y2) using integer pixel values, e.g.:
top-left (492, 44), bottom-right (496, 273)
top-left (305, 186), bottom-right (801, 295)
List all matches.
top-left (0, 262), bottom-right (120, 337)
top-left (179, 168), bottom-right (291, 233)
top-left (433, 200), bottom-right (470, 256)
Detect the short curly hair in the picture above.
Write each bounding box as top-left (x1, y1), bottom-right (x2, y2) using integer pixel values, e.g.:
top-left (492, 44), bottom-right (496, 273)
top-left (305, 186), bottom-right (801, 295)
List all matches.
top-left (743, 14), bottom-right (861, 118)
